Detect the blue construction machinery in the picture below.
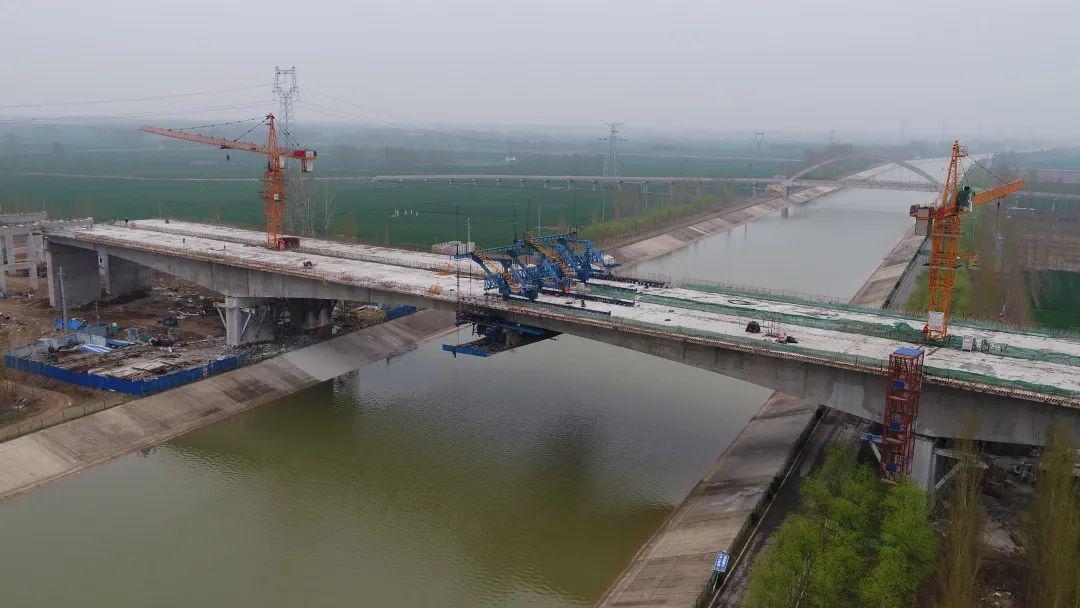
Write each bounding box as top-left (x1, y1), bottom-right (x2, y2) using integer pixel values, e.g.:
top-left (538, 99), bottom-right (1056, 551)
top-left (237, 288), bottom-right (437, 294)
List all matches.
top-left (529, 232), bottom-right (619, 283)
top-left (456, 231), bottom-right (624, 299)
top-left (457, 249), bottom-right (542, 300)
top-left (442, 311), bottom-right (560, 357)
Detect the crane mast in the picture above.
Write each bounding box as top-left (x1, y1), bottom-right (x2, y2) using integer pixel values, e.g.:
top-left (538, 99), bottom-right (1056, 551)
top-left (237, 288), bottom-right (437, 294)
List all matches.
top-left (909, 141), bottom-right (1024, 342)
top-left (138, 114), bottom-right (316, 249)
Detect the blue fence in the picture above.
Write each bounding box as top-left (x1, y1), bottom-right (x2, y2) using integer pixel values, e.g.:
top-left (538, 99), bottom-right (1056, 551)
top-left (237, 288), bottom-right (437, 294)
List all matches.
top-left (385, 305), bottom-right (417, 321)
top-left (3, 352), bottom-right (250, 397)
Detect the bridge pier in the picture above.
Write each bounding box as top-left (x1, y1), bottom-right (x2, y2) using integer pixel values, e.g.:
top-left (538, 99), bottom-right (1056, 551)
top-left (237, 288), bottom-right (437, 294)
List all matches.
top-left (217, 297), bottom-right (337, 346)
top-left (102, 253), bottom-right (152, 298)
top-left (217, 297), bottom-right (278, 346)
top-left (46, 242), bottom-right (99, 308)
top-left (910, 435), bottom-right (941, 491)
top-left (285, 298), bottom-right (336, 332)
top-left (27, 234), bottom-right (42, 292)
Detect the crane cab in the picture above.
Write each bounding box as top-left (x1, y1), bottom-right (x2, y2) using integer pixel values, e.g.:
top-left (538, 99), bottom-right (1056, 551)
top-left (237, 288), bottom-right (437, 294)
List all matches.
top-left (956, 186), bottom-right (973, 212)
top-left (909, 204), bottom-right (933, 235)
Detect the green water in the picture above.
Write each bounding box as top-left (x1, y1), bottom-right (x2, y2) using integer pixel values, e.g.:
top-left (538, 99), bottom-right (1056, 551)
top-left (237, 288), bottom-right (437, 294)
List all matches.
top-left (0, 163), bottom-right (937, 607)
top-left (0, 338), bottom-right (769, 607)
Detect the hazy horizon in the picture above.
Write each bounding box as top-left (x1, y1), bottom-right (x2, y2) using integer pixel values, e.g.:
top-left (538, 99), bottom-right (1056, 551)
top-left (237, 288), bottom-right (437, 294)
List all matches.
top-left (3, 0), bottom-right (1077, 142)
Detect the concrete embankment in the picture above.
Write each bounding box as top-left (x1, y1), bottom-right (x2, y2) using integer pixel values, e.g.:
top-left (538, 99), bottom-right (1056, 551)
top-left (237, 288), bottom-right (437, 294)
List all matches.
top-left (0, 309), bottom-right (455, 502)
top-left (608, 186), bottom-right (843, 269)
top-left (850, 225), bottom-right (927, 309)
top-left (598, 223), bottom-right (919, 608)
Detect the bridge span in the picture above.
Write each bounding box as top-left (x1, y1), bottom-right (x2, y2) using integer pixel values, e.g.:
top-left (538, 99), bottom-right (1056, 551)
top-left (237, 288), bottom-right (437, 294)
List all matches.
top-left (313, 173), bottom-right (940, 193)
top-left (43, 219), bottom-right (1080, 459)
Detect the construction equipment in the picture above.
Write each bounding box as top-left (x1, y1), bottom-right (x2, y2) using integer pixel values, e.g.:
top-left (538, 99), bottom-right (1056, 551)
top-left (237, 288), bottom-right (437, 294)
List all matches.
top-left (466, 250), bottom-right (538, 300)
top-left (526, 236), bottom-right (575, 287)
top-left (139, 115), bottom-right (316, 250)
top-left (908, 141), bottom-right (1025, 343)
top-left (880, 346), bottom-right (925, 483)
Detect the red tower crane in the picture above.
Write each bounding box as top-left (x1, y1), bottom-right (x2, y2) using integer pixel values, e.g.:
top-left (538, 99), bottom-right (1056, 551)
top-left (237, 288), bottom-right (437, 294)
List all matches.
top-left (139, 114), bottom-right (316, 250)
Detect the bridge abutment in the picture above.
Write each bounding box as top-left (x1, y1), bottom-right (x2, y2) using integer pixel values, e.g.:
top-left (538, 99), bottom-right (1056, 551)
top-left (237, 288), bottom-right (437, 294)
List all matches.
top-left (46, 243), bottom-right (100, 308)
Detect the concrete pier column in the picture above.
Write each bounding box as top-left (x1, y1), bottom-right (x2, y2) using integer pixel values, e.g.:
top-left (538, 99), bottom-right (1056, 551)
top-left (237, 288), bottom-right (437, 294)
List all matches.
top-left (910, 435), bottom-right (941, 491)
top-left (103, 255), bottom-right (153, 297)
top-left (27, 234), bottom-right (43, 292)
top-left (46, 242), bottom-right (100, 308)
top-left (217, 297), bottom-right (277, 346)
top-left (2, 233), bottom-right (14, 265)
top-left (285, 298), bottom-right (336, 331)
top-left (0, 232), bottom-right (12, 296)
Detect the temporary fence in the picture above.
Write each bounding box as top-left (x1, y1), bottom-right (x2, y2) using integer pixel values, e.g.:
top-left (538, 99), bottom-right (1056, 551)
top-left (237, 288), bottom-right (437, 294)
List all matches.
top-left (3, 352), bottom-right (249, 397)
top-left (384, 305), bottom-right (418, 321)
top-left (0, 393), bottom-right (129, 443)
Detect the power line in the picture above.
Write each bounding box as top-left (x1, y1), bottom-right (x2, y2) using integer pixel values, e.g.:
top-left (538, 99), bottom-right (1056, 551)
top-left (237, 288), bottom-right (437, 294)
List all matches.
top-left (171, 116), bottom-right (265, 132)
top-left (0, 100), bottom-right (273, 124)
top-left (305, 88), bottom-right (415, 126)
top-left (297, 98), bottom-right (516, 147)
top-left (0, 83), bottom-right (271, 109)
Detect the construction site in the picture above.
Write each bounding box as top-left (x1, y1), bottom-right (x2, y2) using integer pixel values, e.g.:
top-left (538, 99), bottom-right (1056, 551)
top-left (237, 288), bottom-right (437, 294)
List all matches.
top-left (1, 68), bottom-right (1079, 607)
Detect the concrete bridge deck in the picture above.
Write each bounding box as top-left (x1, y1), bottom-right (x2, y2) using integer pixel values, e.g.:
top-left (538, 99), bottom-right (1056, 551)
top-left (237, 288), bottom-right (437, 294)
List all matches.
top-left (45, 220), bottom-right (1080, 445)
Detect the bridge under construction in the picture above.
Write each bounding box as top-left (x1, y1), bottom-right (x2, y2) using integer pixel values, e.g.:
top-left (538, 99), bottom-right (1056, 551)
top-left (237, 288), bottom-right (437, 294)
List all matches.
top-left (41, 219), bottom-right (1080, 462)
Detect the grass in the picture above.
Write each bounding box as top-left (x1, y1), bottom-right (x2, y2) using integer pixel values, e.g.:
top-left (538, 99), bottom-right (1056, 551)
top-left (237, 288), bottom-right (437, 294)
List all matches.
top-left (0, 146), bottom-right (781, 249)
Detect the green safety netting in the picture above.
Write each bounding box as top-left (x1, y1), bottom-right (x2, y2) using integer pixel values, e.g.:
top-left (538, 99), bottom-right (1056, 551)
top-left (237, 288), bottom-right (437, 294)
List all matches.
top-left (527, 300), bottom-right (1080, 401)
top-left (676, 281), bottom-right (1080, 341)
top-left (638, 292), bottom-right (1080, 368)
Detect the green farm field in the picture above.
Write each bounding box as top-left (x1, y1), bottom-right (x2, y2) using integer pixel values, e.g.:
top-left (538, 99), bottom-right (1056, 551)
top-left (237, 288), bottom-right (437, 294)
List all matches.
top-left (0, 143), bottom-right (801, 248)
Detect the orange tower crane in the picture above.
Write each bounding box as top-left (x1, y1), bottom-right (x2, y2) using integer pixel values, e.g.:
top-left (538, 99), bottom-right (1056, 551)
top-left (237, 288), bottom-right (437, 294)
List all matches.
top-left (139, 114), bottom-right (316, 250)
top-left (908, 141), bottom-right (1025, 343)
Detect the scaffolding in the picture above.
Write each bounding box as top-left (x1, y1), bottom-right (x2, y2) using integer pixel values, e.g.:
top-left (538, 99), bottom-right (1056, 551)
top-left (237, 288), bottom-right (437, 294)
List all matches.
top-left (880, 347), bottom-right (925, 483)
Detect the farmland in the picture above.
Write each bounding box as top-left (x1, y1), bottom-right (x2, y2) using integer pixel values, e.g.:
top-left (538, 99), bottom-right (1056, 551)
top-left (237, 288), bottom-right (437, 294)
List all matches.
top-left (0, 133), bottom-right (807, 248)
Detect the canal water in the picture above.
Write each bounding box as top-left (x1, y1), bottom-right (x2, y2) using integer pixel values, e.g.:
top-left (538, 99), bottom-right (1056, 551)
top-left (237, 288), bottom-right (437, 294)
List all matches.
top-left (0, 163), bottom-right (941, 607)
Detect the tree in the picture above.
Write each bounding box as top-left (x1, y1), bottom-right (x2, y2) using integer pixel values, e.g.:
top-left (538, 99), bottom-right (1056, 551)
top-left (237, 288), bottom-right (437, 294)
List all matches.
top-left (935, 433), bottom-right (985, 608)
top-left (859, 479), bottom-right (936, 608)
top-left (744, 515), bottom-right (821, 608)
top-left (1026, 423), bottom-right (1080, 608)
top-left (746, 448), bottom-right (884, 608)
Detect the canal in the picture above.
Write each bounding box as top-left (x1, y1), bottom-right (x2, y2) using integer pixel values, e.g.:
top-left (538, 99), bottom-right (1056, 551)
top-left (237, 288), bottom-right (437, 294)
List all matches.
top-left (0, 162), bottom-right (941, 607)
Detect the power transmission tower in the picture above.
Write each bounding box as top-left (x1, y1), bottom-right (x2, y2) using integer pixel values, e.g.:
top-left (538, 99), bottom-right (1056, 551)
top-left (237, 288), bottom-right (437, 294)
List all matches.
top-left (600, 122), bottom-right (625, 177)
top-left (900, 120), bottom-right (909, 143)
top-left (754, 131), bottom-right (765, 154)
top-left (827, 129), bottom-right (838, 147)
top-left (274, 66), bottom-right (306, 233)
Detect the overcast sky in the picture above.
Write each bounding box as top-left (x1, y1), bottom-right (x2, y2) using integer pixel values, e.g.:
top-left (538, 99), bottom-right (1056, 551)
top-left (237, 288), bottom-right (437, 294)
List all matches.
top-left (3, 0), bottom-right (1076, 140)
